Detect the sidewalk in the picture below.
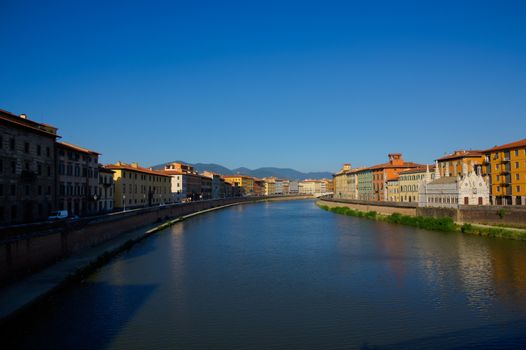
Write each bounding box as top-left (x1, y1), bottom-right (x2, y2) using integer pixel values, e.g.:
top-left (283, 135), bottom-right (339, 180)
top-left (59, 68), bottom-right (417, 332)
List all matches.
top-left (0, 221), bottom-right (161, 323)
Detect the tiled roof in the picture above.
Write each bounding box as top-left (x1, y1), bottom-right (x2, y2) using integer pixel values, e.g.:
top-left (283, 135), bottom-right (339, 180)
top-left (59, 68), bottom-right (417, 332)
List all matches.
top-left (0, 108), bottom-right (59, 138)
top-left (369, 162), bottom-right (421, 170)
top-left (399, 165), bottom-right (435, 174)
top-left (436, 150), bottom-right (483, 161)
top-left (105, 163), bottom-right (171, 177)
top-left (57, 141), bottom-right (100, 155)
top-left (484, 139), bottom-right (526, 152)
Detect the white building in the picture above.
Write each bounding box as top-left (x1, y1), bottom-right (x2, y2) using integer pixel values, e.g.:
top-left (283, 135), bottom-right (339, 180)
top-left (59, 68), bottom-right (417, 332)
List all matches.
top-left (419, 162), bottom-right (490, 208)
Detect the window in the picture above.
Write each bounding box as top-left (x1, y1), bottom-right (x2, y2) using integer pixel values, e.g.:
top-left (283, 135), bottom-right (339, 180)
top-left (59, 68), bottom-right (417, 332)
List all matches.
top-left (515, 149), bottom-right (519, 156)
top-left (496, 164), bottom-right (500, 170)
top-left (37, 145), bottom-right (41, 156)
top-left (11, 161), bottom-right (16, 174)
top-left (10, 184), bottom-right (16, 196)
top-left (515, 162), bottom-right (519, 169)
top-left (46, 147), bottom-right (50, 157)
top-left (24, 142), bottom-right (29, 153)
top-left (517, 186), bottom-right (521, 192)
top-left (37, 164), bottom-right (42, 175)
top-left (25, 185), bottom-right (30, 195)
top-left (516, 174), bottom-right (520, 181)
top-left (496, 186), bottom-right (500, 192)
top-left (10, 138), bottom-right (15, 150)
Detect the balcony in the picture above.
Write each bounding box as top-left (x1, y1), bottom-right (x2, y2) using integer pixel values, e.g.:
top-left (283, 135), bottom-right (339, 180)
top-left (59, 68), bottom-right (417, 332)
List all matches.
top-left (501, 157), bottom-right (510, 163)
top-left (500, 165), bottom-right (511, 174)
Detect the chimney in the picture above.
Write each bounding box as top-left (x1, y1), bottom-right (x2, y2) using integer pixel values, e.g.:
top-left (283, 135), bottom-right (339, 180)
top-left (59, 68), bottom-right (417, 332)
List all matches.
top-left (19, 114), bottom-right (27, 119)
top-left (131, 162), bottom-right (139, 168)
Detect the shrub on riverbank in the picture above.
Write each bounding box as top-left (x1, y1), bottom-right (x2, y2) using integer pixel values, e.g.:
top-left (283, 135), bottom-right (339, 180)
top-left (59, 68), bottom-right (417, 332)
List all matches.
top-left (320, 205), bottom-right (454, 232)
top-left (385, 213), bottom-right (455, 232)
top-left (319, 203), bottom-right (526, 240)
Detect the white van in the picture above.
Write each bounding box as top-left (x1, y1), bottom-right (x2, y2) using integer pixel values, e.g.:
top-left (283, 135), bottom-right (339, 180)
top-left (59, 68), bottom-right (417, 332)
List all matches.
top-left (48, 210), bottom-right (68, 220)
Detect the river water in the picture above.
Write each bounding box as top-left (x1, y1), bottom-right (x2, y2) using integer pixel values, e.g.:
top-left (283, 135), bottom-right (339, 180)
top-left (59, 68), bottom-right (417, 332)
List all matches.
top-left (4, 200), bottom-right (526, 349)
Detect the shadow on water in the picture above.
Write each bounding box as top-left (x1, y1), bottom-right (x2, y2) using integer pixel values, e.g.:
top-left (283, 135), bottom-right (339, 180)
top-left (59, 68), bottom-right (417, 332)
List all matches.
top-left (361, 319), bottom-right (526, 350)
top-left (1, 282), bottom-right (157, 350)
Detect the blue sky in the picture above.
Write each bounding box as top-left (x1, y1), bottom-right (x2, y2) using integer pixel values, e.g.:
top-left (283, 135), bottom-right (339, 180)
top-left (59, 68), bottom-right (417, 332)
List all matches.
top-left (1, 0), bottom-right (525, 172)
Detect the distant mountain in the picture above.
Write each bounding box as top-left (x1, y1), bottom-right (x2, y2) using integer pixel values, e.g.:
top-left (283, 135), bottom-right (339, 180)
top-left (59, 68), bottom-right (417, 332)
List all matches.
top-left (151, 161), bottom-right (332, 180)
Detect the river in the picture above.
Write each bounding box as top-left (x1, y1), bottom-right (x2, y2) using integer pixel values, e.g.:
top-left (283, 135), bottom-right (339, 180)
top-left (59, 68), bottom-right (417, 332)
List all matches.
top-left (4, 200), bottom-right (526, 349)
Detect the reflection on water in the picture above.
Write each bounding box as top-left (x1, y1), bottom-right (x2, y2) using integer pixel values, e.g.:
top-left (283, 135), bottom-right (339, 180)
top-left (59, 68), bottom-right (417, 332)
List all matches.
top-left (3, 200), bottom-right (526, 350)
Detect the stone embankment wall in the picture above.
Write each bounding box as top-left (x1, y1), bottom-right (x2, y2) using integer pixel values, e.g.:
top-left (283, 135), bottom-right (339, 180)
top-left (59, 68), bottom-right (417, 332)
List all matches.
top-left (319, 198), bottom-right (526, 229)
top-left (418, 206), bottom-right (526, 229)
top-left (318, 198), bottom-right (417, 216)
top-left (0, 196), bottom-right (308, 285)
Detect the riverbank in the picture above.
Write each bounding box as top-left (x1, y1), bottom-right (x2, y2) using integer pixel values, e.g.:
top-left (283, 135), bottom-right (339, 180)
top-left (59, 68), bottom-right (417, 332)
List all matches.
top-left (317, 201), bottom-right (526, 241)
top-left (0, 196), bottom-right (311, 324)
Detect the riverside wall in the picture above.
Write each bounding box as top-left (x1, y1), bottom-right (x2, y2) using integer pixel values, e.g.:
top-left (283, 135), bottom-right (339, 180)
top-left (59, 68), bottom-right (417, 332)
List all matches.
top-left (317, 198), bottom-right (417, 216)
top-left (318, 198), bottom-right (526, 228)
top-left (0, 196), bottom-right (308, 285)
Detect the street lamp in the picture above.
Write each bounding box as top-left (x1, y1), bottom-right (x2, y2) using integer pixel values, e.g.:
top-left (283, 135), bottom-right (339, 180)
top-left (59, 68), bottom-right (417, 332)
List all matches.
top-left (123, 194), bottom-right (126, 212)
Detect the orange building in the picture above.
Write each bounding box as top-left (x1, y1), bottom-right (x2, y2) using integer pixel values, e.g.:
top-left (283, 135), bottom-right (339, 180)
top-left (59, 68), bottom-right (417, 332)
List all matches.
top-left (369, 153), bottom-right (421, 201)
top-left (436, 150), bottom-right (484, 177)
top-left (483, 139), bottom-right (526, 205)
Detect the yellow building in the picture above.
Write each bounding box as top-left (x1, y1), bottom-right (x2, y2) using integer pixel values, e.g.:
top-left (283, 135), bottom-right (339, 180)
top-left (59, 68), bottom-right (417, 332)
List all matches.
top-left (264, 178), bottom-right (276, 195)
top-left (385, 177), bottom-right (400, 202)
top-left (223, 175), bottom-right (255, 196)
top-left (483, 139), bottom-right (526, 205)
top-left (436, 150), bottom-right (484, 177)
top-left (105, 161), bottom-right (172, 209)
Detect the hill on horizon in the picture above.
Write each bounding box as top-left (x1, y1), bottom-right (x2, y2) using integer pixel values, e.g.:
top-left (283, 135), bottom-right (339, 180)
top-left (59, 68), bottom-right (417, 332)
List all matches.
top-left (151, 161), bottom-right (332, 180)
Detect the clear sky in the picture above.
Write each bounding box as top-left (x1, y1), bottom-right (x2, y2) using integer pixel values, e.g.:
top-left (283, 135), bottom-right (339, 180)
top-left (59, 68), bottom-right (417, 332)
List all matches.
top-left (1, 0), bottom-right (525, 173)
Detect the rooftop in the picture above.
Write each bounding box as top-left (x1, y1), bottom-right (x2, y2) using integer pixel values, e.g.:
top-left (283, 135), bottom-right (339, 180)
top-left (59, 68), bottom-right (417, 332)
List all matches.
top-left (105, 162), bottom-right (170, 177)
top-left (0, 108), bottom-right (59, 138)
top-left (436, 150), bottom-right (483, 161)
top-left (484, 138), bottom-right (526, 152)
top-left (57, 141), bottom-right (100, 155)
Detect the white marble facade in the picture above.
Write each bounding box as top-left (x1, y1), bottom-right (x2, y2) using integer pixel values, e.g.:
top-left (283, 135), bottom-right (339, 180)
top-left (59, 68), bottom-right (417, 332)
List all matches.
top-left (418, 162), bottom-right (490, 208)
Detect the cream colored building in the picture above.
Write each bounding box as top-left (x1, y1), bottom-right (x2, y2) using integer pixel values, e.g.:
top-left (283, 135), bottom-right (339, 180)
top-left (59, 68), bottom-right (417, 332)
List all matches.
top-left (333, 164), bottom-right (361, 199)
top-left (105, 161), bottom-right (172, 209)
top-left (299, 179), bottom-right (326, 195)
top-left (385, 177), bottom-right (400, 202)
top-left (399, 166), bottom-right (435, 203)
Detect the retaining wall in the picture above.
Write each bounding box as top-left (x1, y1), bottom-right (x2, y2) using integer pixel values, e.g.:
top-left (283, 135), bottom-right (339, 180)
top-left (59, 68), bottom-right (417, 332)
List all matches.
top-left (320, 198), bottom-right (526, 229)
top-left (318, 198), bottom-right (417, 216)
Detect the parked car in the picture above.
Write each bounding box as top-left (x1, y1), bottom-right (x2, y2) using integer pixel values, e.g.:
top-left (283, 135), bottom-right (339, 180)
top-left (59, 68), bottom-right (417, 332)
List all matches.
top-left (47, 210), bottom-right (68, 220)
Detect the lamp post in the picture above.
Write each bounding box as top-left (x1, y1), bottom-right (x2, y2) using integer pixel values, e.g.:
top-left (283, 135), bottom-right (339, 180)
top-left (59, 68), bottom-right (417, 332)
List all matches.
top-left (123, 194), bottom-right (126, 212)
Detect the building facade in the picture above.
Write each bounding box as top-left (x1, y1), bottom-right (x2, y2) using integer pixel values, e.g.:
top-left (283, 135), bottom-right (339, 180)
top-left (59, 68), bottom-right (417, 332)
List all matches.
top-left (398, 166), bottom-right (435, 203)
top-left (223, 175), bottom-right (254, 196)
top-left (482, 139), bottom-right (526, 205)
top-left (436, 150), bottom-right (484, 178)
top-left (56, 142), bottom-right (100, 216)
top-left (357, 169), bottom-right (373, 201)
top-left (370, 153), bottom-right (421, 202)
top-left (106, 162), bottom-right (172, 209)
top-left (0, 109), bottom-right (58, 225)
top-left (97, 166), bottom-right (114, 213)
top-left (385, 177), bottom-right (400, 202)
top-left (419, 163), bottom-right (490, 208)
